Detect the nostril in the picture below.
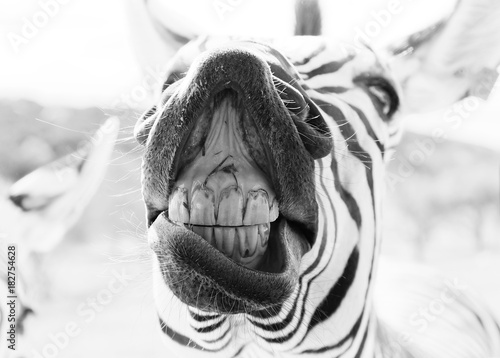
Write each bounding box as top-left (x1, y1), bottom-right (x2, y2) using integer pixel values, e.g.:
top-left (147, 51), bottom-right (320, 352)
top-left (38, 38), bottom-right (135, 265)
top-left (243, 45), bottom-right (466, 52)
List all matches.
top-left (9, 194), bottom-right (27, 211)
top-left (274, 76), bottom-right (308, 118)
top-left (272, 76), bottom-right (332, 160)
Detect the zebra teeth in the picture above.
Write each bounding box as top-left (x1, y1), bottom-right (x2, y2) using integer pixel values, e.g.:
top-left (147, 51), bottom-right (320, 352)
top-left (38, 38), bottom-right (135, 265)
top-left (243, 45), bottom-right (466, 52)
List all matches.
top-left (192, 225), bottom-right (205, 238)
top-left (190, 222), bottom-right (269, 269)
top-left (258, 223), bottom-right (270, 246)
top-left (203, 226), bottom-right (214, 246)
top-left (237, 226), bottom-right (258, 258)
top-left (270, 198), bottom-right (279, 222)
top-left (222, 228), bottom-right (236, 257)
top-left (190, 183), bottom-right (216, 225)
top-left (243, 189), bottom-right (269, 225)
top-left (214, 227), bottom-right (224, 252)
top-left (234, 225), bottom-right (267, 269)
top-left (217, 186), bottom-right (244, 226)
top-left (236, 227), bottom-right (247, 257)
top-left (169, 182), bottom-right (276, 268)
top-left (191, 222), bottom-right (269, 269)
top-left (168, 187), bottom-right (190, 223)
top-left (169, 183), bottom-right (279, 226)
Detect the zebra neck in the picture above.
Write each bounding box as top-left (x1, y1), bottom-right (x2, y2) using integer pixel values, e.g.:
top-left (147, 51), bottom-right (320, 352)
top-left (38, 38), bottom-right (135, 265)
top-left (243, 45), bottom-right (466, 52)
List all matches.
top-left (285, 157), bottom-right (381, 356)
top-left (153, 153), bottom-right (382, 357)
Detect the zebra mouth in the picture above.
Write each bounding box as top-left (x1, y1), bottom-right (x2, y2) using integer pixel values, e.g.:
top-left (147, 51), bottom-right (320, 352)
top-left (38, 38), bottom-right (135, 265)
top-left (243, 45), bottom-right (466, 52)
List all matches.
top-left (148, 89), bottom-right (310, 311)
top-left (144, 46), bottom-right (321, 313)
top-left (150, 212), bottom-right (307, 313)
top-left (166, 89), bottom-right (286, 271)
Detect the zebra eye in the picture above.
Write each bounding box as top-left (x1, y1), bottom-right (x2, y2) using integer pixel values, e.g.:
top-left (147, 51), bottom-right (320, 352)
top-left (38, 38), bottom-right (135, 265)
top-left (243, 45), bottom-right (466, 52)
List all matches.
top-left (356, 75), bottom-right (399, 118)
top-left (367, 85), bottom-right (393, 116)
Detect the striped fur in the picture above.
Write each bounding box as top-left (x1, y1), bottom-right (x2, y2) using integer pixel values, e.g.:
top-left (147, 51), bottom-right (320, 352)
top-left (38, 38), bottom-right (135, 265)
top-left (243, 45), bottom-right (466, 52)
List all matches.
top-left (146, 37), bottom-right (396, 357)
top-left (140, 36), bottom-right (500, 357)
top-left (136, 1), bottom-right (500, 357)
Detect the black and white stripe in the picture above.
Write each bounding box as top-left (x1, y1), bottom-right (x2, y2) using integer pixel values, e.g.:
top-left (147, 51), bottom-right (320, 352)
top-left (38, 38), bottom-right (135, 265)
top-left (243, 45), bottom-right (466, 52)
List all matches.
top-left (141, 1), bottom-right (500, 357)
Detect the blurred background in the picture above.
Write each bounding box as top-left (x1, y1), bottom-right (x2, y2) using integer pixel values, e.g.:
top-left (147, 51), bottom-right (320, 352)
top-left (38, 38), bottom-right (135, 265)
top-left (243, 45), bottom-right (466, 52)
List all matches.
top-left (0, 0), bottom-right (498, 356)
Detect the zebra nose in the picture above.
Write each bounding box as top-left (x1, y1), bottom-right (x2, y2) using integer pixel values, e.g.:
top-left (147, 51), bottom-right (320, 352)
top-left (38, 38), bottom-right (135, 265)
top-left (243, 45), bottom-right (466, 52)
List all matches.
top-left (191, 46), bottom-right (332, 160)
top-left (190, 46), bottom-right (273, 95)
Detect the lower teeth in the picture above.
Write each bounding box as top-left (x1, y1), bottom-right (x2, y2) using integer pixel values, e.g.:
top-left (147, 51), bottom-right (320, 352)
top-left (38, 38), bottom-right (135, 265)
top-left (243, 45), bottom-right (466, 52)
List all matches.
top-left (188, 223), bottom-right (270, 268)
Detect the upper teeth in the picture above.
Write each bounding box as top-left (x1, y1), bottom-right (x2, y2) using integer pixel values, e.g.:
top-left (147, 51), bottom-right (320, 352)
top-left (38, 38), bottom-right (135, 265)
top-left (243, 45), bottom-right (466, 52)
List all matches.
top-left (190, 184), bottom-right (217, 225)
top-left (168, 183), bottom-right (277, 269)
top-left (217, 185), bottom-right (244, 226)
top-left (168, 184), bottom-right (279, 226)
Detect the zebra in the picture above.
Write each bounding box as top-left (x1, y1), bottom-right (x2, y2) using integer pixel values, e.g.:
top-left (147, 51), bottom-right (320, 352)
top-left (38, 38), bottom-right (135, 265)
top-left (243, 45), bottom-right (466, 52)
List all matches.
top-left (132, 0), bottom-right (500, 357)
top-left (0, 117), bottom-right (119, 357)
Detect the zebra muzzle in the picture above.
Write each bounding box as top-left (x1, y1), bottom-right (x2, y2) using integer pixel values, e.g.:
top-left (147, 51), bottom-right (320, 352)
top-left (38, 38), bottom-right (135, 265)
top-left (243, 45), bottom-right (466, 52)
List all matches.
top-left (169, 184), bottom-right (276, 269)
top-left (141, 45), bottom-right (322, 312)
top-left (166, 89), bottom-right (281, 269)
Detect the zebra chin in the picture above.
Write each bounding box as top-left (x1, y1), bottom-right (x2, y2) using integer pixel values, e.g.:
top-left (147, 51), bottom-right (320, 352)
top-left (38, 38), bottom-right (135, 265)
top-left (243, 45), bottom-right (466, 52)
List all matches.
top-left (148, 212), bottom-right (310, 313)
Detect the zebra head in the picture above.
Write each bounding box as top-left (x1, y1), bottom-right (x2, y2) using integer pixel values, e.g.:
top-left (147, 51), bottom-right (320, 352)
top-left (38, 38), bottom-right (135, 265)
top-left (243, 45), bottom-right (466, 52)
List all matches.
top-left (134, 2), bottom-right (500, 357)
top-left (135, 36), bottom-right (399, 354)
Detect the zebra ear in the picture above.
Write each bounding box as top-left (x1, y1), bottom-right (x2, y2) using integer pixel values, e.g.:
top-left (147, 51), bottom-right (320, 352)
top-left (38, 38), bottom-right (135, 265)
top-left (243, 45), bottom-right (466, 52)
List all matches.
top-left (125, 0), bottom-right (195, 77)
top-left (387, 0), bottom-right (500, 113)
